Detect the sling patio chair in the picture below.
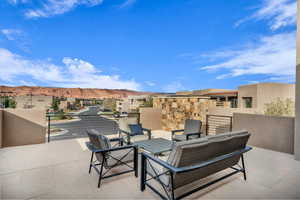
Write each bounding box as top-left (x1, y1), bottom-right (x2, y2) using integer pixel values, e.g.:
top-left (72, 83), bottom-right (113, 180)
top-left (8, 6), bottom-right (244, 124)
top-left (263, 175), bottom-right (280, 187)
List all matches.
top-left (171, 119), bottom-right (202, 142)
top-left (86, 129), bottom-right (138, 188)
top-left (118, 117), bottom-right (152, 144)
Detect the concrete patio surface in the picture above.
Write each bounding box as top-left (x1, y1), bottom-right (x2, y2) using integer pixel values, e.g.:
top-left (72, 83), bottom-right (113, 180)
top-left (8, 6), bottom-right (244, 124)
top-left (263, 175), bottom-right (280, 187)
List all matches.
top-left (1, 131), bottom-right (300, 199)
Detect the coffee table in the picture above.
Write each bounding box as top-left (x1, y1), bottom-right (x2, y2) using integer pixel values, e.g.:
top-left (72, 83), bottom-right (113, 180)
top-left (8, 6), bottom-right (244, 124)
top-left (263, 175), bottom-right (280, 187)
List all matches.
top-left (134, 138), bottom-right (174, 156)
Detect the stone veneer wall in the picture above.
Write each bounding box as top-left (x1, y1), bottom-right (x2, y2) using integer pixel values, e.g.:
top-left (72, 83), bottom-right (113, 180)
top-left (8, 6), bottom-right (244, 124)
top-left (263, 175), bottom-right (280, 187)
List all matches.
top-left (153, 97), bottom-right (216, 131)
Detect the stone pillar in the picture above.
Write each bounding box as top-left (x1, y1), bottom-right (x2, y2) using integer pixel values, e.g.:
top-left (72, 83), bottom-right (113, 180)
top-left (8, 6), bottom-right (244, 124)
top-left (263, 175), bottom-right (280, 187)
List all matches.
top-left (295, 0), bottom-right (300, 160)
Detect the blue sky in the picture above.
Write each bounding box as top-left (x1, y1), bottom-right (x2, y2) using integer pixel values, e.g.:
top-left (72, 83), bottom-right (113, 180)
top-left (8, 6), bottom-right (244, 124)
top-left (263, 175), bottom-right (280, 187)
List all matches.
top-left (0, 0), bottom-right (296, 92)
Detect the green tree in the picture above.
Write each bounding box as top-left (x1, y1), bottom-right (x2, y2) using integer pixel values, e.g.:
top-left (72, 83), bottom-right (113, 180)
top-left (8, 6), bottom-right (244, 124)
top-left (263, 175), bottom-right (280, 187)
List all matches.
top-left (51, 98), bottom-right (60, 111)
top-left (264, 98), bottom-right (295, 117)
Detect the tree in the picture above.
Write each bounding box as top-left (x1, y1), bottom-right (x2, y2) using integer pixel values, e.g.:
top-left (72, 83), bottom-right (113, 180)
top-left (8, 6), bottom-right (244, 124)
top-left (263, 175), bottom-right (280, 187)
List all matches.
top-left (51, 98), bottom-right (60, 111)
top-left (264, 98), bottom-right (295, 117)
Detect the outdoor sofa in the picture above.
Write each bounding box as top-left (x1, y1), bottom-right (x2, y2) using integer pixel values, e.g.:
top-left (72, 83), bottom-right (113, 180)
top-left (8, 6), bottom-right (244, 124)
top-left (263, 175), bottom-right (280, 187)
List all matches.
top-left (141, 130), bottom-right (252, 200)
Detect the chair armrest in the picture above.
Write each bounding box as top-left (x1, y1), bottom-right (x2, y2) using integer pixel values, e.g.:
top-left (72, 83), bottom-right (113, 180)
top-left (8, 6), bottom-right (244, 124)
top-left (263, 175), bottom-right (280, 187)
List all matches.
top-left (186, 132), bottom-right (202, 140)
top-left (119, 129), bottom-right (131, 136)
top-left (171, 129), bottom-right (184, 138)
top-left (142, 128), bottom-right (152, 139)
top-left (109, 137), bottom-right (124, 146)
top-left (86, 141), bottom-right (137, 153)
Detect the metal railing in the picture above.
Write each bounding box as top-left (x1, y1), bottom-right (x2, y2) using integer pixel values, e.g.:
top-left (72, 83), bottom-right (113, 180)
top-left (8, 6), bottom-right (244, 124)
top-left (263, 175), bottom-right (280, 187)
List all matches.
top-left (46, 112), bottom-right (140, 142)
top-left (206, 114), bottom-right (233, 135)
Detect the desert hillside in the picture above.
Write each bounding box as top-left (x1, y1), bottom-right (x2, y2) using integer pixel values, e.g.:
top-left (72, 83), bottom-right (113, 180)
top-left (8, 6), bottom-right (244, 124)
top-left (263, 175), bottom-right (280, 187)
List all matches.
top-left (0, 86), bottom-right (150, 99)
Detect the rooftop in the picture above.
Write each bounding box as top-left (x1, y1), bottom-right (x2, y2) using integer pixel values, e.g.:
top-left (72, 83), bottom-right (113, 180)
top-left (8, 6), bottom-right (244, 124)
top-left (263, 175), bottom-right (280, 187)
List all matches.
top-left (1, 133), bottom-right (300, 199)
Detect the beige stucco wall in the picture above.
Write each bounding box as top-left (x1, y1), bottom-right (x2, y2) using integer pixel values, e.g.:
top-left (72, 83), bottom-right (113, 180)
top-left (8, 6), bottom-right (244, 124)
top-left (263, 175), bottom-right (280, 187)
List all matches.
top-left (257, 83), bottom-right (295, 112)
top-left (238, 84), bottom-right (258, 108)
top-left (1, 109), bottom-right (46, 147)
top-left (0, 110), bottom-right (2, 148)
top-left (295, 0), bottom-right (300, 160)
top-left (208, 107), bottom-right (261, 116)
top-left (233, 113), bottom-right (294, 154)
top-left (15, 95), bottom-right (53, 110)
top-left (238, 83), bottom-right (295, 112)
top-left (139, 107), bottom-right (162, 130)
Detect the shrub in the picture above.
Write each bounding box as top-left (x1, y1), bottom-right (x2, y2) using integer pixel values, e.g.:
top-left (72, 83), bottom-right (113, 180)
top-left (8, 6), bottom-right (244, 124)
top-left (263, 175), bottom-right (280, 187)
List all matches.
top-left (264, 98), bottom-right (295, 117)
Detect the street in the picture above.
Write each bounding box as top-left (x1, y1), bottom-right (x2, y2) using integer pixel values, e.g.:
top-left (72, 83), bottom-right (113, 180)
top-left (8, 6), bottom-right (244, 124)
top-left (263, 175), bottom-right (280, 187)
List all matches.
top-left (50, 106), bottom-right (119, 141)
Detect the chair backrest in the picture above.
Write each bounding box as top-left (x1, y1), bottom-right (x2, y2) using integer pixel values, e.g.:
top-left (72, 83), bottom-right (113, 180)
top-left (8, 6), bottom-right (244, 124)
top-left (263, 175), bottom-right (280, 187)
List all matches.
top-left (86, 129), bottom-right (111, 163)
top-left (118, 117), bottom-right (139, 133)
top-left (167, 130), bottom-right (250, 189)
top-left (183, 119), bottom-right (202, 135)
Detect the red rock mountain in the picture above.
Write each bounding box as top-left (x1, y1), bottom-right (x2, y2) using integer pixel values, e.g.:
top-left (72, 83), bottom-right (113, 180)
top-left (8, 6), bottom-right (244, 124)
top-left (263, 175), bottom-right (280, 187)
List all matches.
top-left (0, 86), bottom-right (150, 99)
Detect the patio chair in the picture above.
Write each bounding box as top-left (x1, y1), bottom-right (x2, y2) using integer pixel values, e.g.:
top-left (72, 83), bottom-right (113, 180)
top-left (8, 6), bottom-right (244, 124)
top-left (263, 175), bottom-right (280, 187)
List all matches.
top-left (171, 119), bottom-right (202, 142)
top-left (141, 130), bottom-right (252, 200)
top-left (118, 117), bottom-right (152, 144)
top-left (86, 129), bottom-right (138, 188)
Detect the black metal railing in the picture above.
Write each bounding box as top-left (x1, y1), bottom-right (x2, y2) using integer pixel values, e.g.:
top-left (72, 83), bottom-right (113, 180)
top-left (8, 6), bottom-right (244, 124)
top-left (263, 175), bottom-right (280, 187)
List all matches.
top-left (206, 114), bottom-right (233, 135)
top-left (46, 112), bottom-right (140, 142)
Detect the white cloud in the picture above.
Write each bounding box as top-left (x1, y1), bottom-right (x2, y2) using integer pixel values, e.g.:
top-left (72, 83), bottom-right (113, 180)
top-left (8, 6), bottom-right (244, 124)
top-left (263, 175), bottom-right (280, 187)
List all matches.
top-left (145, 81), bottom-right (155, 87)
top-left (24, 0), bottom-right (104, 18)
top-left (6, 0), bottom-right (28, 5)
top-left (118, 0), bottom-right (136, 9)
top-left (1, 29), bottom-right (23, 41)
top-left (199, 32), bottom-right (296, 81)
top-left (163, 81), bottom-right (185, 93)
top-left (236, 0), bottom-right (296, 30)
top-left (0, 48), bottom-right (141, 90)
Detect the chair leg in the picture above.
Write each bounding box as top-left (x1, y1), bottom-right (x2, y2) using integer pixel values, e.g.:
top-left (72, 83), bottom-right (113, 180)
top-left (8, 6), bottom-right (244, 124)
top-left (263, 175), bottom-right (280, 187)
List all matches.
top-left (89, 152), bottom-right (94, 174)
top-left (134, 147), bottom-right (138, 178)
top-left (98, 158), bottom-right (105, 188)
top-left (241, 154), bottom-right (247, 181)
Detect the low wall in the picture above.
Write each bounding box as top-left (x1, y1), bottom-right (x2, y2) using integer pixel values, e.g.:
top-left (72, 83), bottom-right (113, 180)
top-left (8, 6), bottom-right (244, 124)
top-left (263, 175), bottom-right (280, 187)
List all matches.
top-left (233, 113), bottom-right (295, 154)
top-left (139, 107), bottom-right (162, 130)
top-left (1, 109), bottom-right (46, 148)
top-left (208, 107), bottom-right (261, 116)
top-left (0, 110), bottom-right (2, 148)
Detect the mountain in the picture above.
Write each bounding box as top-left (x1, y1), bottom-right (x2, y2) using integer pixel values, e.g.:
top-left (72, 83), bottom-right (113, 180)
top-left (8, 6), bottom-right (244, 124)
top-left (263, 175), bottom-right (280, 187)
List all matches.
top-left (0, 86), bottom-right (150, 99)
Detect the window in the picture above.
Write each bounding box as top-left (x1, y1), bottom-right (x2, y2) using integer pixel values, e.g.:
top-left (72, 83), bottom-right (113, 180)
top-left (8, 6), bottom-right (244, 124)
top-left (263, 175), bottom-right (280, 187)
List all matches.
top-left (242, 97), bottom-right (253, 108)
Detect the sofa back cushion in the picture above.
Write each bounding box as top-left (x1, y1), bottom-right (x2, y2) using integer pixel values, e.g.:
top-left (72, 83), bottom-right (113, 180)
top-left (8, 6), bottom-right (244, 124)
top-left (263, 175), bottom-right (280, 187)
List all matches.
top-left (167, 130), bottom-right (250, 189)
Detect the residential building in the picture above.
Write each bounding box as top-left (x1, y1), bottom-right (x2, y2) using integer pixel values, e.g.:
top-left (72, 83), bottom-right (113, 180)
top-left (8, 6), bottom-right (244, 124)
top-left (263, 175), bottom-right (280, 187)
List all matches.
top-left (116, 99), bottom-right (130, 113)
top-left (15, 95), bottom-right (53, 110)
top-left (238, 83), bottom-right (295, 110)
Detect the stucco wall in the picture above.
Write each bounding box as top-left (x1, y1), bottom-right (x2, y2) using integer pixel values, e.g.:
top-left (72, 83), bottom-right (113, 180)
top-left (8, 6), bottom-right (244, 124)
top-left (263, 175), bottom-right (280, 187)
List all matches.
top-left (139, 107), bottom-right (162, 130)
top-left (257, 83), bottom-right (295, 112)
top-left (208, 107), bottom-right (261, 116)
top-left (238, 84), bottom-right (258, 108)
top-left (1, 109), bottom-right (46, 148)
top-left (295, 0), bottom-right (300, 160)
top-left (0, 110), bottom-right (2, 148)
top-left (233, 113), bottom-right (294, 154)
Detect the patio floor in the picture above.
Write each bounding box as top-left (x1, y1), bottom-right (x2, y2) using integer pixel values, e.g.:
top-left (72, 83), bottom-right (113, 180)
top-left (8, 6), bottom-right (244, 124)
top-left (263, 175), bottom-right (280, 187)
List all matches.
top-left (1, 131), bottom-right (300, 199)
